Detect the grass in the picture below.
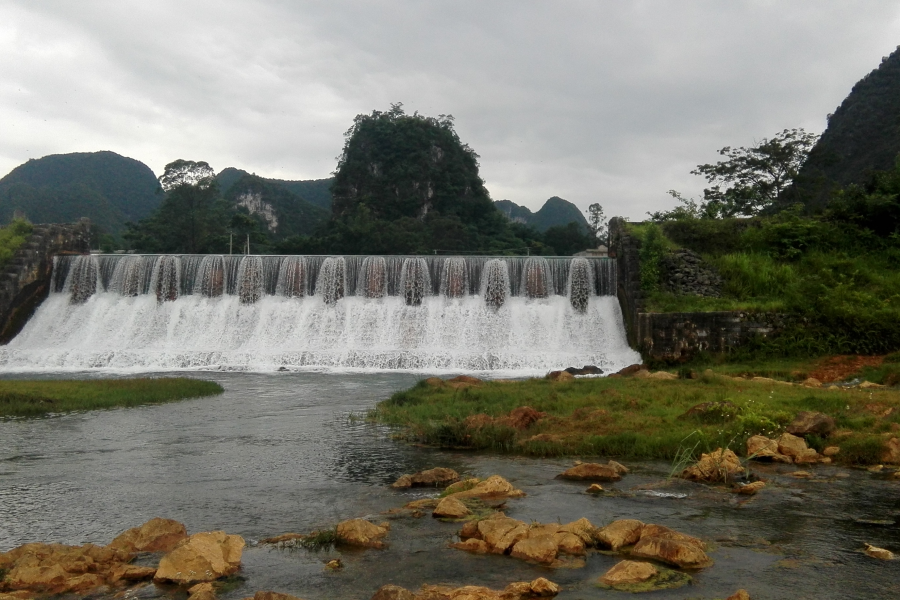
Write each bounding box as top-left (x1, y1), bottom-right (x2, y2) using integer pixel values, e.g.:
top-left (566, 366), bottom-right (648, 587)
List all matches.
top-left (0, 219), bottom-right (33, 270)
top-left (371, 374), bottom-right (900, 465)
top-left (0, 378), bottom-right (224, 417)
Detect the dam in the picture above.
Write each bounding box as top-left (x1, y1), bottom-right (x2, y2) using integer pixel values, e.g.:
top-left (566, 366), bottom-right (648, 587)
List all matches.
top-left (0, 254), bottom-right (639, 374)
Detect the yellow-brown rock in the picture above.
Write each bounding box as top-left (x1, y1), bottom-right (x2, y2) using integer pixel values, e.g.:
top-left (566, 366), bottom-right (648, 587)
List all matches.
top-left (0, 541), bottom-right (136, 595)
top-left (595, 519), bottom-right (644, 551)
top-left (638, 524), bottom-right (705, 550)
top-left (253, 592), bottom-right (306, 600)
top-left (546, 371), bottom-right (574, 382)
top-left (823, 446), bottom-right (841, 457)
top-left (528, 577), bottom-right (559, 596)
top-left (586, 484), bottom-right (604, 493)
top-left (726, 591), bottom-right (751, 600)
top-left (746, 435), bottom-right (782, 460)
top-left (446, 475), bottom-right (525, 500)
top-left (335, 519), bottom-right (389, 549)
top-left (630, 536), bottom-right (713, 568)
top-left (600, 560), bottom-right (658, 586)
top-left (108, 564), bottom-right (157, 583)
top-left (786, 411), bottom-right (835, 437)
top-left (681, 448), bottom-right (744, 482)
top-left (510, 535), bottom-right (558, 564)
top-left (449, 538), bottom-right (490, 554)
top-left (371, 584), bottom-right (417, 600)
top-left (433, 497), bottom-right (471, 519)
top-left (558, 462), bottom-right (622, 482)
top-left (154, 531), bottom-right (245, 584)
top-left (793, 448), bottom-right (821, 464)
top-left (736, 481), bottom-right (766, 495)
top-left (802, 378), bottom-right (823, 388)
top-left (391, 467), bottom-right (460, 489)
top-left (416, 579), bottom-right (559, 600)
top-left (107, 517), bottom-right (188, 553)
top-left (476, 516), bottom-right (529, 553)
top-left (188, 582), bottom-right (217, 600)
top-left (864, 544), bottom-right (895, 560)
top-left (777, 433), bottom-right (810, 460)
top-left (557, 518), bottom-right (596, 545)
top-left (648, 371), bottom-right (678, 380)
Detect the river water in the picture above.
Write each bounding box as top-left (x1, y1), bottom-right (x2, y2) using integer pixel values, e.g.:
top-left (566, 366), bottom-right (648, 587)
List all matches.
top-left (1, 372), bottom-right (898, 599)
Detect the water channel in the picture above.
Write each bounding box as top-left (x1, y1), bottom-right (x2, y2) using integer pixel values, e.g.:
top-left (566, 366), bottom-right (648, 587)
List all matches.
top-left (1, 372), bottom-right (898, 599)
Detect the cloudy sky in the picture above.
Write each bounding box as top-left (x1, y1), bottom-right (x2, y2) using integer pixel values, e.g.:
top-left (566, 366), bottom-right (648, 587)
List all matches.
top-left (2, 1), bottom-right (899, 220)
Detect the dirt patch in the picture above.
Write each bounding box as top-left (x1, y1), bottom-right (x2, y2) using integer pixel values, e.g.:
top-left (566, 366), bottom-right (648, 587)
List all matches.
top-left (808, 355), bottom-right (884, 383)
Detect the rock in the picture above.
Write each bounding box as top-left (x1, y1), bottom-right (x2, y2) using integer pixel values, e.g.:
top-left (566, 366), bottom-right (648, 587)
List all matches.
top-left (638, 525), bottom-right (705, 550)
top-left (600, 560), bottom-right (658, 586)
top-left (746, 435), bottom-right (791, 462)
top-left (632, 369), bottom-right (651, 379)
top-left (476, 516), bottom-right (529, 553)
top-left (630, 536), bottom-right (713, 568)
top-left (565, 365), bottom-right (602, 375)
top-left (416, 580), bottom-right (559, 600)
top-left (681, 448), bottom-right (744, 482)
top-left (751, 376), bottom-right (791, 385)
top-left (883, 437), bottom-right (900, 464)
top-left (595, 519), bottom-right (644, 550)
top-left (546, 371), bottom-right (574, 382)
top-left (259, 533), bottom-right (305, 545)
top-left (648, 371), bottom-right (678, 380)
top-left (726, 591), bottom-right (751, 600)
top-left (586, 484), bottom-right (604, 494)
top-left (528, 577), bottom-right (559, 596)
top-left (558, 518), bottom-right (596, 545)
top-left (552, 532), bottom-right (585, 556)
top-left (802, 377), bottom-right (823, 388)
top-left (608, 460), bottom-right (629, 474)
top-left (325, 559), bottom-right (342, 569)
top-left (447, 475), bottom-right (525, 500)
top-left (786, 411), bottom-right (836, 437)
top-left (610, 364), bottom-right (645, 377)
top-left (823, 446), bottom-right (841, 457)
top-left (371, 584), bottom-right (417, 600)
top-left (107, 517), bottom-right (188, 553)
top-left (459, 520), bottom-right (480, 539)
top-left (510, 535), bottom-right (558, 564)
top-left (793, 448), bottom-right (821, 464)
top-left (859, 381), bottom-right (885, 389)
top-left (0, 541), bottom-right (138, 594)
top-left (736, 481), bottom-right (766, 495)
top-left (503, 406), bottom-right (547, 429)
top-left (777, 433), bottom-right (811, 460)
top-left (789, 471), bottom-right (812, 478)
top-left (558, 462), bottom-right (622, 482)
top-left (109, 564), bottom-right (157, 583)
top-left (444, 478), bottom-right (481, 495)
top-left (864, 544), bottom-right (894, 560)
top-left (154, 531), bottom-right (244, 584)
top-left (433, 497), bottom-right (471, 519)
top-left (188, 582), bottom-right (217, 600)
top-left (253, 593), bottom-right (306, 600)
top-left (335, 519), bottom-right (389, 549)
top-left (450, 538), bottom-right (490, 554)
top-left (391, 467), bottom-right (460, 488)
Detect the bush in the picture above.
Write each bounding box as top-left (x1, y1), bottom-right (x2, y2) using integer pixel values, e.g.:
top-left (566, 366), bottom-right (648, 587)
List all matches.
top-left (0, 218), bottom-right (33, 269)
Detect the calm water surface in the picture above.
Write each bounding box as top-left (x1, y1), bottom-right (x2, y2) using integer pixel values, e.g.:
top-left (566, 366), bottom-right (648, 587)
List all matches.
top-left (1, 372), bottom-right (898, 600)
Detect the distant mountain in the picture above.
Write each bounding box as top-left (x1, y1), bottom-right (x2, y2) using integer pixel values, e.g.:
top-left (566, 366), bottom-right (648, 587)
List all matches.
top-left (494, 196), bottom-right (590, 232)
top-left (222, 173), bottom-right (329, 238)
top-left (217, 168), bottom-right (333, 210)
top-left (791, 46), bottom-right (900, 207)
top-left (0, 151), bottom-right (160, 233)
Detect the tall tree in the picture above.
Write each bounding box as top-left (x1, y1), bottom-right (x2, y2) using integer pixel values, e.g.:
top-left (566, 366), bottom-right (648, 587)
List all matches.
top-left (587, 203), bottom-right (607, 243)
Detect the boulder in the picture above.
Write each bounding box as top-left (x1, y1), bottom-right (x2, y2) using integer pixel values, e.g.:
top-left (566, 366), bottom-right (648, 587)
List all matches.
top-left (793, 448), bottom-right (822, 464)
top-left (0, 541), bottom-right (136, 594)
top-left (433, 497), bottom-right (471, 519)
top-left (416, 579), bottom-right (559, 600)
top-left (108, 564), bottom-right (157, 583)
top-left (510, 535), bottom-right (558, 564)
top-left (786, 411), bottom-right (836, 437)
top-left (371, 585), bottom-right (417, 600)
top-left (447, 375), bottom-right (482, 385)
top-left (392, 467), bottom-right (460, 488)
top-left (864, 544), bottom-right (894, 560)
top-left (600, 560), bottom-right (658, 586)
top-left (608, 460), bottom-right (629, 474)
top-left (859, 381), bottom-right (885, 389)
top-left (638, 525), bottom-right (705, 550)
top-left (528, 577), bottom-right (559, 596)
top-left (777, 433), bottom-right (811, 460)
top-left (335, 519), bottom-right (389, 549)
top-left (423, 377), bottom-right (444, 387)
top-left (630, 537), bottom-right (713, 568)
top-left (681, 448), bottom-right (744, 482)
top-left (736, 481), bottom-right (766, 495)
top-left (595, 519), bottom-right (644, 551)
top-left (188, 582), bottom-right (217, 600)
top-left (552, 532), bottom-right (585, 556)
top-left (446, 475), bottom-right (525, 500)
top-left (883, 437), bottom-right (900, 464)
top-left (154, 531), bottom-right (244, 584)
top-left (726, 591), bottom-right (751, 600)
top-left (107, 517), bottom-right (188, 553)
top-left (558, 462), bottom-right (622, 482)
top-left (746, 435), bottom-right (784, 460)
top-left (476, 516), bottom-right (529, 553)
top-left (557, 518), bottom-right (596, 545)
top-left (546, 371), bottom-right (574, 382)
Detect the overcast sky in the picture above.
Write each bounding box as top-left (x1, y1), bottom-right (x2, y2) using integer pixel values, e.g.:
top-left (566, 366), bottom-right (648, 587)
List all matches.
top-left (2, 1), bottom-right (899, 220)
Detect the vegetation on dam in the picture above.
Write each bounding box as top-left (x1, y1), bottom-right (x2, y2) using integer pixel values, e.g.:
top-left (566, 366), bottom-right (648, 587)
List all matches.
top-left (372, 370), bottom-right (900, 465)
top-left (0, 378), bottom-right (223, 417)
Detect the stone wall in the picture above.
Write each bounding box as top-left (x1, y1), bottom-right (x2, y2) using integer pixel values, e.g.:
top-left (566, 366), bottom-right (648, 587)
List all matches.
top-left (0, 221), bottom-right (91, 344)
top-left (608, 217), bottom-right (788, 361)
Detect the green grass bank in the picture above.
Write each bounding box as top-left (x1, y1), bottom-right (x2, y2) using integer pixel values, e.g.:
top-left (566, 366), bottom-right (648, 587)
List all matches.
top-left (371, 373), bottom-right (900, 465)
top-left (0, 378), bottom-right (224, 417)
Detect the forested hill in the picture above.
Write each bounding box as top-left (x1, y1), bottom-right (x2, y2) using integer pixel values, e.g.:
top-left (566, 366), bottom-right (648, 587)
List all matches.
top-left (494, 196), bottom-right (590, 232)
top-left (222, 173), bottom-right (329, 237)
top-left (792, 46), bottom-right (900, 207)
top-left (216, 167), bottom-right (333, 210)
top-left (0, 151), bottom-right (160, 233)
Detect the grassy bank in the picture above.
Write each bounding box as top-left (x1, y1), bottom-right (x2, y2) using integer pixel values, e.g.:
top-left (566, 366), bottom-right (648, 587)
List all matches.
top-left (0, 378), bottom-right (224, 417)
top-left (371, 374), bottom-right (900, 465)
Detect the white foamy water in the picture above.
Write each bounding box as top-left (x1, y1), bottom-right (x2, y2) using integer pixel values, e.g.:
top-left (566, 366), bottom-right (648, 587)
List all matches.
top-left (0, 293), bottom-right (639, 375)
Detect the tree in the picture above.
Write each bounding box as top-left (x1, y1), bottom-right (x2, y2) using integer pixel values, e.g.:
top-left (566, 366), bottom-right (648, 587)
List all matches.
top-left (587, 203), bottom-right (607, 243)
top-left (654, 128), bottom-right (818, 220)
top-left (158, 159), bottom-right (215, 191)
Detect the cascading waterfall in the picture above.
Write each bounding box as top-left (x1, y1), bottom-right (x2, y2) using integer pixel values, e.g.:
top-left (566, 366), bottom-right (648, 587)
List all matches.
top-left (0, 253), bottom-right (640, 374)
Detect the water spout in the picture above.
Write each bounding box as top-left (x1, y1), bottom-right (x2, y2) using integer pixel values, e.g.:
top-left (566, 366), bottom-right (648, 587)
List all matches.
top-left (67, 255), bottom-right (98, 304)
top-left (194, 255), bottom-right (226, 298)
top-left (153, 256), bottom-right (180, 303)
top-left (482, 259), bottom-right (509, 309)
top-left (522, 257), bottom-right (550, 299)
top-left (316, 257), bottom-right (346, 305)
top-left (276, 256), bottom-right (307, 298)
top-left (237, 256), bottom-right (264, 304)
top-left (400, 257), bottom-right (430, 306)
top-left (568, 257), bottom-right (593, 313)
top-left (439, 256), bottom-right (468, 298)
top-left (358, 256), bottom-right (387, 299)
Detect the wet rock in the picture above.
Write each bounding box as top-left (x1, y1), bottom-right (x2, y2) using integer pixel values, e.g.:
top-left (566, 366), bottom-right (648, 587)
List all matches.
top-left (476, 516), bottom-right (529, 553)
top-left (259, 533), bottom-right (306, 545)
top-left (564, 365), bottom-right (602, 376)
top-left (864, 544), bottom-right (894, 560)
top-left (608, 460), bottom-right (629, 474)
top-left (638, 525), bottom-right (705, 550)
top-left (108, 564), bottom-right (157, 583)
top-left (789, 471), bottom-right (812, 478)
top-left (648, 371), bottom-right (678, 380)
top-left (600, 560), bottom-right (657, 586)
top-left (630, 536), bottom-right (712, 569)
top-left (433, 497), bottom-right (471, 519)
top-left (108, 517), bottom-right (188, 553)
top-left (787, 411), bottom-right (836, 437)
top-left (823, 446), bottom-right (841, 457)
top-left (735, 481), bottom-right (766, 495)
top-left (726, 591), bottom-right (751, 600)
top-left (528, 577), bottom-right (559, 596)
top-left (608, 364), bottom-right (646, 378)
top-left (335, 519), bottom-right (389, 549)
top-left (557, 518), bottom-right (596, 545)
top-left (0, 541), bottom-right (136, 594)
top-left (681, 448), bottom-right (744, 482)
top-left (325, 559), bottom-right (342, 569)
top-left (372, 585), bottom-right (417, 600)
top-left (188, 582), bottom-right (216, 600)
top-left (416, 578), bottom-right (559, 600)
top-left (154, 531), bottom-right (244, 584)
top-left (558, 462), bottom-right (622, 481)
top-left (392, 468), bottom-right (460, 489)
top-left (777, 433), bottom-right (813, 461)
top-left (586, 484), bottom-right (604, 494)
top-left (595, 519), bottom-right (644, 551)
top-left (793, 448), bottom-right (822, 464)
top-left (510, 535), bottom-right (558, 564)
top-left (883, 437), bottom-right (900, 464)
top-left (546, 371), bottom-right (574, 382)
top-left (449, 538), bottom-right (490, 554)
top-left (746, 435), bottom-right (791, 462)
top-left (446, 475), bottom-right (525, 500)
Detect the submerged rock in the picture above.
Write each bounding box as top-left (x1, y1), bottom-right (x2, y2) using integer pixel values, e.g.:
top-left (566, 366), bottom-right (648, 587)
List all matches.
top-left (251, 592), bottom-right (306, 600)
top-left (187, 582), bottom-right (216, 600)
top-left (864, 544), bottom-right (895, 560)
top-left (735, 481), bottom-right (766, 495)
top-left (630, 536), bottom-right (712, 569)
top-left (335, 519), bottom-right (389, 549)
top-left (451, 515), bottom-right (594, 565)
top-left (599, 560), bottom-right (657, 585)
top-left (558, 462), bottom-right (623, 482)
top-left (681, 448), bottom-right (744, 482)
top-left (371, 584), bottom-right (417, 600)
top-left (586, 484), bottom-right (604, 494)
top-left (154, 531), bottom-right (245, 584)
top-left (392, 468), bottom-right (460, 489)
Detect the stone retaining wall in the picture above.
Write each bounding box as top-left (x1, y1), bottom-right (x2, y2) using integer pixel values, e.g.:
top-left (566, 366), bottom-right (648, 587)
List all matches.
top-left (608, 218), bottom-right (788, 361)
top-left (0, 221), bottom-right (91, 344)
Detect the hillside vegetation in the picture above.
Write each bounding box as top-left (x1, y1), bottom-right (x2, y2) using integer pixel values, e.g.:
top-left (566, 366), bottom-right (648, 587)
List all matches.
top-left (495, 197), bottom-right (591, 232)
top-left (0, 219), bottom-right (33, 270)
